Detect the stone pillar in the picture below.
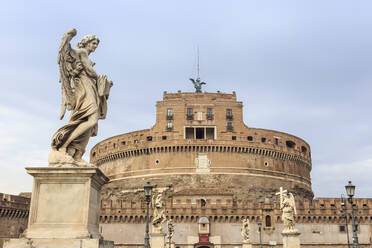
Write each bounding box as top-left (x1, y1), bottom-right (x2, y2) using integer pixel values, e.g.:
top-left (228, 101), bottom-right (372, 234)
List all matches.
top-left (282, 231), bottom-right (301, 248)
top-left (4, 167), bottom-right (114, 248)
top-left (151, 232), bottom-right (165, 248)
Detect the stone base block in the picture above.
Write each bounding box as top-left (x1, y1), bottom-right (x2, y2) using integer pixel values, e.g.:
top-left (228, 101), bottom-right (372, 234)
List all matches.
top-left (25, 167), bottom-right (108, 239)
top-left (242, 242), bottom-right (253, 248)
top-left (4, 238), bottom-right (114, 248)
top-left (151, 232), bottom-right (165, 248)
top-left (165, 241), bottom-right (175, 248)
top-left (282, 231), bottom-right (301, 248)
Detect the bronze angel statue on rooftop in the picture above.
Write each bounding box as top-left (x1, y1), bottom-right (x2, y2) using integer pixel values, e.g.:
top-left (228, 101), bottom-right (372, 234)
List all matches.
top-left (189, 77), bottom-right (206, 93)
top-left (48, 28), bottom-right (113, 167)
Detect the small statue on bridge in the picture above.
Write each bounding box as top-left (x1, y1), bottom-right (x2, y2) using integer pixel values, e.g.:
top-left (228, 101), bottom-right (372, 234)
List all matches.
top-left (241, 217), bottom-right (250, 243)
top-left (276, 187), bottom-right (298, 233)
top-left (152, 192), bottom-right (166, 233)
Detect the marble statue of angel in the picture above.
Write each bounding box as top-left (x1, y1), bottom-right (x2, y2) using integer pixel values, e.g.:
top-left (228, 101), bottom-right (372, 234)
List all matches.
top-left (48, 28), bottom-right (113, 167)
top-left (241, 217), bottom-right (250, 243)
top-left (276, 187), bottom-right (297, 233)
top-left (152, 192), bottom-right (166, 233)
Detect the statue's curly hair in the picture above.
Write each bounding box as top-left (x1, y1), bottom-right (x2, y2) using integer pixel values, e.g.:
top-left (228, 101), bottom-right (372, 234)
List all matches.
top-left (77, 35), bottom-right (100, 48)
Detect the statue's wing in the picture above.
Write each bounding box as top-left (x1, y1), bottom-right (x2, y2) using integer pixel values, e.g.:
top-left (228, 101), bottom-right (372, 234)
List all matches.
top-left (290, 193), bottom-right (297, 215)
top-left (57, 28), bottom-right (78, 120)
top-left (189, 78), bottom-right (196, 84)
top-left (201, 82), bottom-right (206, 85)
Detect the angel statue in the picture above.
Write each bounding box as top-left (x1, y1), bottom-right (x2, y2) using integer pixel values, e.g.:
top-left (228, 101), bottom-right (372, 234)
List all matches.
top-left (167, 219), bottom-right (175, 243)
top-left (241, 217), bottom-right (250, 243)
top-left (189, 77), bottom-right (206, 93)
top-left (48, 28), bottom-right (113, 167)
top-left (276, 187), bottom-right (298, 233)
top-left (152, 192), bottom-right (166, 233)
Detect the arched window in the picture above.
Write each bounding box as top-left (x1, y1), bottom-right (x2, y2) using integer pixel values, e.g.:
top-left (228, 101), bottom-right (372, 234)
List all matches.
top-left (265, 215), bottom-right (271, 227)
top-left (286, 140), bottom-right (296, 149)
top-left (301, 146), bottom-right (307, 153)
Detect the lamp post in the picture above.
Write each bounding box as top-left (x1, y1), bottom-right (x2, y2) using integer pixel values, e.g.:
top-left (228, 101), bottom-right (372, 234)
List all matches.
top-left (144, 182), bottom-right (153, 248)
top-left (340, 195), bottom-right (351, 248)
top-left (258, 221), bottom-right (263, 248)
top-left (345, 181), bottom-right (359, 248)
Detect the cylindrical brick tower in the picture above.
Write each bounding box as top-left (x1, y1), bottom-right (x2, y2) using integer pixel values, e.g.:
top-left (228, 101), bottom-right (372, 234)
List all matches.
top-left (90, 91), bottom-right (313, 202)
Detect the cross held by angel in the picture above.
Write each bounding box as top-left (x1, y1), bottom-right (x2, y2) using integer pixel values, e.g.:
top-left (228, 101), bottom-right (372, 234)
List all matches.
top-left (48, 28), bottom-right (113, 167)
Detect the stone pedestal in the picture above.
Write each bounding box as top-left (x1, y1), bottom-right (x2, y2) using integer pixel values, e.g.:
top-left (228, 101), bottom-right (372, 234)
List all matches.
top-left (4, 238), bottom-right (114, 248)
top-left (4, 167), bottom-right (114, 248)
top-left (151, 232), bottom-right (165, 248)
top-left (242, 242), bottom-right (253, 248)
top-left (165, 241), bottom-right (175, 248)
top-left (282, 231), bottom-right (301, 248)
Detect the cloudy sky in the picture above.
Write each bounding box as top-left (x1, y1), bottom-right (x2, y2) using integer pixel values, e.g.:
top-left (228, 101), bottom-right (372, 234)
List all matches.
top-left (1, 1), bottom-right (371, 198)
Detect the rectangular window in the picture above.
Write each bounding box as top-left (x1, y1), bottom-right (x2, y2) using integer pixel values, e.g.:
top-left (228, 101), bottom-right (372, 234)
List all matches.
top-left (141, 200), bottom-right (146, 209)
top-left (185, 127), bottom-right (215, 140)
top-left (339, 225), bottom-right (346, 232)
top-left (167, 122), bottom-right (173, 131)
top-left (275, 137), bottom-right (279, 145)
top-left (206, 128), bottom-right (214, 139)
top-left (167, 108), bottom-right (173, 120)
top-left (227, 122), bottom-right (233, 131)
top-left (186, 127), bottom-right (194, 139)
top-left (226, 109), bottom-right (233, 120)
top-left (196, 128), bottom-right (204, 139)
top-left (207, 108), bottom-right (213, 120)
top-left (187, 108), bottom-right (193, 120)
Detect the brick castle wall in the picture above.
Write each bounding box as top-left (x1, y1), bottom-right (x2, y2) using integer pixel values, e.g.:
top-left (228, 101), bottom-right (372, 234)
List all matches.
top-left (0, 193), bottom-right (30, 247)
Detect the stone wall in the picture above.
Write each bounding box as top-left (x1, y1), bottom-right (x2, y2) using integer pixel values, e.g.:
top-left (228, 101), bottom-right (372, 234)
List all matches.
top-left (99, 195), bottom-right (372, 247)
top-left (0, 193), bottom-right (30, 248)
top-left (100, 222), bottom-right (372, 248)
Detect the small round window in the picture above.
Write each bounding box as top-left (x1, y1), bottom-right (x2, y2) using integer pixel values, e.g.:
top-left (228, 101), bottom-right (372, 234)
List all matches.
top-left (155, 160), bottom-right (160, 165)
top-left (264, 161), bottom-right (269, 167)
